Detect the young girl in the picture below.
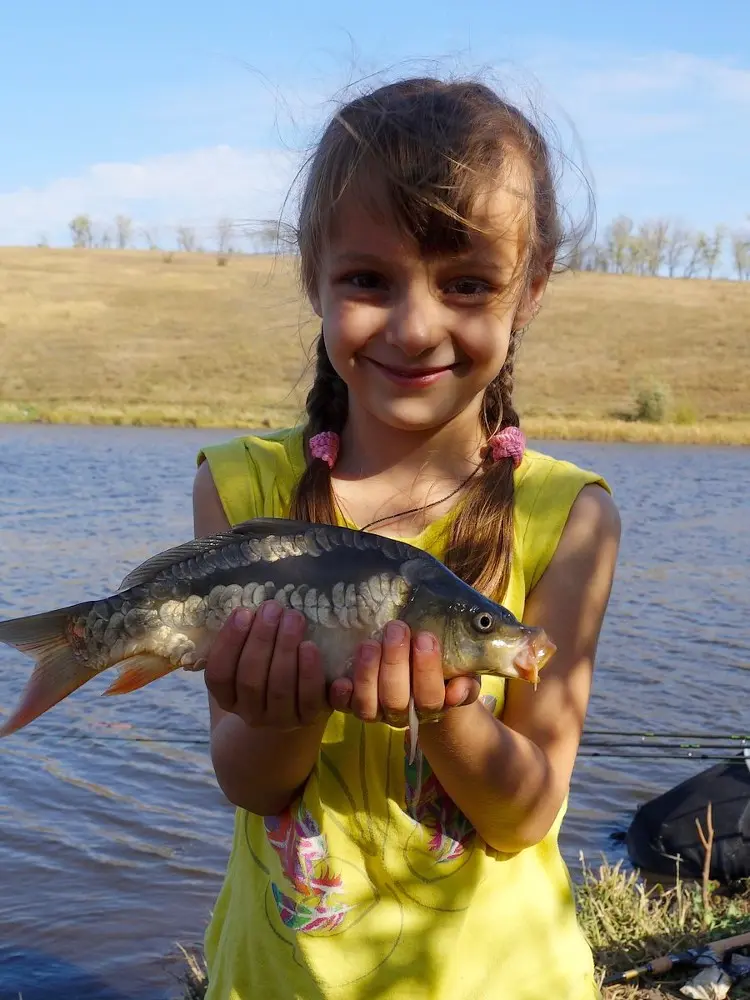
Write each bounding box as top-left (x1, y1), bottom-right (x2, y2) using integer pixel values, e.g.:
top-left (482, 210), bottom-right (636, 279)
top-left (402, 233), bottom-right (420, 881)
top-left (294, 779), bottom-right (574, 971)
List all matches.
top-left (193, 76), bottom-right (621, 999)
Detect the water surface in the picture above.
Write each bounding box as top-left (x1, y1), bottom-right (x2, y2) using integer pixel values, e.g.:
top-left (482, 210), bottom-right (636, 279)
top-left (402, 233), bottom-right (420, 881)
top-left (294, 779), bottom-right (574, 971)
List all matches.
top-left (0, 425), bottom-right (747, 999)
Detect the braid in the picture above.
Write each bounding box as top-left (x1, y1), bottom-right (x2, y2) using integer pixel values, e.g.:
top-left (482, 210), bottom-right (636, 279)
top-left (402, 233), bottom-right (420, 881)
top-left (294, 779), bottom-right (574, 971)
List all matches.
top-left (445, 328), bottom-right (524, 600)
top-left (289, 331), bottom-right (348, 525)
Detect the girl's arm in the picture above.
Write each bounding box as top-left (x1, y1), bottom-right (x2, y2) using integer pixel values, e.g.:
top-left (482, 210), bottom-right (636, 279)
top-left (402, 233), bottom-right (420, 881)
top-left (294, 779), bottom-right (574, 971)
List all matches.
top-left (416, 483), bottom-right (621, 854)
top-left (193, 461), bottom-right (330, 816)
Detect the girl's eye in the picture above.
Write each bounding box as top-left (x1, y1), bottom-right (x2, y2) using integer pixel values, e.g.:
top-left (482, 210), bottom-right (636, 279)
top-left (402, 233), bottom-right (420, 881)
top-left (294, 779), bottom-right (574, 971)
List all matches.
top-left (340, 271), bottom-right (384, 291)
top-left (445, 277), bottom-right (493, 298)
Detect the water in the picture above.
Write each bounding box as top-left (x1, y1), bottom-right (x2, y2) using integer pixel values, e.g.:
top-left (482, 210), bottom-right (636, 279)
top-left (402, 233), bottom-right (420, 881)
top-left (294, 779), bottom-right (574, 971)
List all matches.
top-left (0, 424), bottom-right (747, 999)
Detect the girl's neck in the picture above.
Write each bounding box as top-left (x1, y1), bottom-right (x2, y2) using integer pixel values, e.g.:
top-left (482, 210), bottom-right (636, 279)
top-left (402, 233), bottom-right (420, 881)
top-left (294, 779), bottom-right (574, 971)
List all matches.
top-left (334, 401), bottom-right (485, 488)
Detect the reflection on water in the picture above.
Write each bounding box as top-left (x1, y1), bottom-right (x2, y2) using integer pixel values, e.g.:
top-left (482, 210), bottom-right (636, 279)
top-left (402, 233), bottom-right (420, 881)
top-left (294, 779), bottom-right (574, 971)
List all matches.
top-left (0, 424), bottom-right (747, 998)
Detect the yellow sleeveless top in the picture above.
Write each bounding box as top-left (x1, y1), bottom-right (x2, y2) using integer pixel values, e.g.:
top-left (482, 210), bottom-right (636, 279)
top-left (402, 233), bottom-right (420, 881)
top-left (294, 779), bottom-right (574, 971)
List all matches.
top-left (197, 427), bottom-right (608, 1000)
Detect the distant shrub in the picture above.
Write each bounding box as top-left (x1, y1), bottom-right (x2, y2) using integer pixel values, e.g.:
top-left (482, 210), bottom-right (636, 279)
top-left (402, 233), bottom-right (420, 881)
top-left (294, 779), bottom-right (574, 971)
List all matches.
top-left (633, 381), bottom-right (672, 423)
top-left (217, 253), bottom-right (230, 267)
top-left (673, 402), bottom-right (698, 425)
top-left (162, 251), bottom-right (174, 264)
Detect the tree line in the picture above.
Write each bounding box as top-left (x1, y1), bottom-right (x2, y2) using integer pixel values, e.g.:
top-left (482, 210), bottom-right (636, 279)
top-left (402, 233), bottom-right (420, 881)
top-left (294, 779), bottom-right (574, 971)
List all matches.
top-left (575, 216), bottom-right (749, 281)
top-left (63, 214), bottom-right (280, 256)
top-left (59, 212), bottom-right (750, 280)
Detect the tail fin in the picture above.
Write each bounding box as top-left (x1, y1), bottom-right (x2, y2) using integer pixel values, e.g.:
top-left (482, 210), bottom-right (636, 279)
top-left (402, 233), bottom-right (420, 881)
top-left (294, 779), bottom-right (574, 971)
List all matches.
top-left (0, 606), bottom-right (98, 737)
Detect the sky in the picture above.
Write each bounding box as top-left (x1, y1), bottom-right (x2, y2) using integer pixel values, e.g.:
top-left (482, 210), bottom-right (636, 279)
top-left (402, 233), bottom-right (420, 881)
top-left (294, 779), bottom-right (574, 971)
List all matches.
top-left (1, 0), bottom-right (748, 250)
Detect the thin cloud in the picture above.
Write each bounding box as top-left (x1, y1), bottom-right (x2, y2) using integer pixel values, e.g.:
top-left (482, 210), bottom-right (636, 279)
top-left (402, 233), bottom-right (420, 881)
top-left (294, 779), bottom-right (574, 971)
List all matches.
top-left (0, 145), bottom-right (303, 247)
top-left (1, 45), bottom-right (748, 246)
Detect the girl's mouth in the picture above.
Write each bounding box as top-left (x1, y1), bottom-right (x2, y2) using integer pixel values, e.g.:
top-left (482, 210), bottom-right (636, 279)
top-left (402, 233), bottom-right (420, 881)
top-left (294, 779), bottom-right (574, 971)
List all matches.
top-left (364, 358), bottom-right (458, 387)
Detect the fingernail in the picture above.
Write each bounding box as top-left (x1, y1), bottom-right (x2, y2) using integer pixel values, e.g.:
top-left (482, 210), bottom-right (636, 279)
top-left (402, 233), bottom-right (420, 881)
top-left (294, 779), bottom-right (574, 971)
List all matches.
top-left (415, 632), bottom-right (435, 653)
top-left (233, 608), bottom-right (253, 630)
top-left (385, 621), bottom-right (406, 644)
top-left (262, 601), bottom-right (283, 625)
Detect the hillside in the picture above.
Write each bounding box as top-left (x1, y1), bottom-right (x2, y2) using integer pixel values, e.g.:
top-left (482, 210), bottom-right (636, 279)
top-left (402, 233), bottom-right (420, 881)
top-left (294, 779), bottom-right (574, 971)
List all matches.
top-left (1, 248), bottom-right (748, 442)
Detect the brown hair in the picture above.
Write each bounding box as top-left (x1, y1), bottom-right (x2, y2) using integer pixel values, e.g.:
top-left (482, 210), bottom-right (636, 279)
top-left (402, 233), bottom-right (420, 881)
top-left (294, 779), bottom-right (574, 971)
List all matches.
top-left (288, 76), bottom-right (580, 600)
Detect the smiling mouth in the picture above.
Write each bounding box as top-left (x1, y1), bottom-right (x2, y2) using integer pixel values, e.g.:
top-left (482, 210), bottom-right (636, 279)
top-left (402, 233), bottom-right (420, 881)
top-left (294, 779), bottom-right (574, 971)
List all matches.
top-left (364, 358), bottom-right (458, 378)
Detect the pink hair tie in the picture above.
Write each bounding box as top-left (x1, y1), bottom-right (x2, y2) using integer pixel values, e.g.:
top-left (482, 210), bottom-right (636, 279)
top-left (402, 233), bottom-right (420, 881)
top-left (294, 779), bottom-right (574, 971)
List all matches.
top-left (308, 431), bottom-right (340, 469)
top-left (487, 426), bottom-right (526, 468)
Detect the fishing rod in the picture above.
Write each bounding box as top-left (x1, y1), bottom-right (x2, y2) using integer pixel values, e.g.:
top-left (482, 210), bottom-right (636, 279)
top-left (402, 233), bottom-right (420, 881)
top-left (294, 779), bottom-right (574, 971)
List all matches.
top-left (578, 751), bottom-right (750, 762)
top-left (583, 730), bottom-right (750, 742)
top-left (3, 733), bottom-right (750, 763)
top-left (4, 723), bottom-right (750, 752)
top-left (602, 929), bottom-right (750, 987)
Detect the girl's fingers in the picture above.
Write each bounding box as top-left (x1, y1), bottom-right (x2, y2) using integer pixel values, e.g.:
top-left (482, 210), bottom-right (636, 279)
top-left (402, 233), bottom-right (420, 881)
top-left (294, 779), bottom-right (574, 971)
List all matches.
top-left (411, 631), bottom-right (446, 715)
top-left (297, 641), bottom-right (328, 726)
top-left (350, 641), bottom-right (381, 722)
top-left (234, 600), bottom-right (283, 723)
top-left (204, 607), bottom-right (255, 711)
top-left (444, 675), bottom-right (481, 709)
top-left (265, 608), bottom-right (307, 727)
top-left (328, 677), bottom-right (353, 714)
top-left (378, 621), bottom-right (411, 716)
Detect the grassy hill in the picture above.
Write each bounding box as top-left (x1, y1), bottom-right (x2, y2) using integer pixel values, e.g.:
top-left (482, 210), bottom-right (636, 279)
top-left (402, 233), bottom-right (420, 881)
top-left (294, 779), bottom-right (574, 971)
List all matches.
top-left (1, 247), bottom-right (748, 443)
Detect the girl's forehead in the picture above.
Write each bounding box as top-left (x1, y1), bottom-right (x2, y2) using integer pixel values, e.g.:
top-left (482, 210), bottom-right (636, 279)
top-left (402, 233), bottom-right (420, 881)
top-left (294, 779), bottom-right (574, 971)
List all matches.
top-left (326, 184), bottom-right (530, 265)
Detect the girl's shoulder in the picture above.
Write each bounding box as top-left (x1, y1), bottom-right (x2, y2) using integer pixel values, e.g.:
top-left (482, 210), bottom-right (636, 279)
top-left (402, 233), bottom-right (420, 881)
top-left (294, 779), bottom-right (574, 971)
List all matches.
top-left (196, 425), bottom-right (305, 525)
top-left (516, 446), bottom-right (609, 498)
top-left (514, 447), bottom-right (612, 593)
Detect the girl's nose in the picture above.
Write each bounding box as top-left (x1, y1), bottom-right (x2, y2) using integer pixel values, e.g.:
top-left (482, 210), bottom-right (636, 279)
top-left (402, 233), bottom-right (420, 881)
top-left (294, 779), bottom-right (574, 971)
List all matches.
top-left (385, 287), bottom-right (442, 356)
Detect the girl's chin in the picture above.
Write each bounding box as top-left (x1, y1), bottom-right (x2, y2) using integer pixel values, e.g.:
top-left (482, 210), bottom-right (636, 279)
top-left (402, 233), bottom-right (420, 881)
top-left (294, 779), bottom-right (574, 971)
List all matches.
top-left (358, 398), bottom-right (467, 434)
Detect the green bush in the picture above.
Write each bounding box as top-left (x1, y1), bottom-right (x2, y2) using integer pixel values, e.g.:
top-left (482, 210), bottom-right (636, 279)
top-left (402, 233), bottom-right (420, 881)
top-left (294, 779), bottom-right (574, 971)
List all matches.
top-left (633, 382), bottom-right (671, 423)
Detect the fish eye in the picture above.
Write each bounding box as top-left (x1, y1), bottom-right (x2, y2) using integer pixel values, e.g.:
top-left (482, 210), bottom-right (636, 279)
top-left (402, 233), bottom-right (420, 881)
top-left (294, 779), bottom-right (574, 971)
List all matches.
top-left (472, 611), bottom-right (494, 633)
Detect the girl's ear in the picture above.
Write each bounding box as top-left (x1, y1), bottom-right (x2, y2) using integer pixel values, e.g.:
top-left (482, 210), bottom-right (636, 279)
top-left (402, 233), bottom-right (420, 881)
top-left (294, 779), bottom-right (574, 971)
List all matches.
top-left (514, 273), bottom-right (548, 329)
top-left (309, 285), bottom-right (323, 318)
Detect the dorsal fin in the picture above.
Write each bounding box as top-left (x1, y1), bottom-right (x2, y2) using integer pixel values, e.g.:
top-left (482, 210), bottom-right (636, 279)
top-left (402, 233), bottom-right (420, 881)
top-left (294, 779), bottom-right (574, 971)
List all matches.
top-left (117, 530), bottom-right (241, 591)
top-left (116, 517), bottom-right (364, 592)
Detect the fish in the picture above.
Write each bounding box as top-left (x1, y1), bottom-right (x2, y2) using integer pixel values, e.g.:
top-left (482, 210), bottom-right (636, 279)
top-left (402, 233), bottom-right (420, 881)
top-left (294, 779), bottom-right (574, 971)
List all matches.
top-left (0, 517), bottom-right (556, 759)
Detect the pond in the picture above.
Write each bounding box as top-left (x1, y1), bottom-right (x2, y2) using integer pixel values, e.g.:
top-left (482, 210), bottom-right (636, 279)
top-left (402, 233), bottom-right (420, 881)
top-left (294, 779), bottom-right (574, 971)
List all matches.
top-left (0, 424), bottom-right (747, 999)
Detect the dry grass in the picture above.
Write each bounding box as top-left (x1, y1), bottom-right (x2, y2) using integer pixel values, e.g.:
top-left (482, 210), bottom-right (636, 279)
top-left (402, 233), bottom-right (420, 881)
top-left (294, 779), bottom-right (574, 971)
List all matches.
top-left (580, 858), bottom-right (750, 998)
top-left (173, 860), bottom-right (750, 1000)
top-left (1, 248), bottom-right (749, 443)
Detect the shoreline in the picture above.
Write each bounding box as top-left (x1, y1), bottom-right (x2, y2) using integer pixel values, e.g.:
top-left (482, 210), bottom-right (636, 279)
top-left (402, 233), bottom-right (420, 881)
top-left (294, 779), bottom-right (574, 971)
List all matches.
top-left (2, 404), bottom-right (748, 446)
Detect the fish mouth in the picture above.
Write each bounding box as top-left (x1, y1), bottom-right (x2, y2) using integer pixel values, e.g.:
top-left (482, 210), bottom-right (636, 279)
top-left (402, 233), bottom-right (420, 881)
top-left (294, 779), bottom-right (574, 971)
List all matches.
top-left (512, 630), bottom-right (557, 685)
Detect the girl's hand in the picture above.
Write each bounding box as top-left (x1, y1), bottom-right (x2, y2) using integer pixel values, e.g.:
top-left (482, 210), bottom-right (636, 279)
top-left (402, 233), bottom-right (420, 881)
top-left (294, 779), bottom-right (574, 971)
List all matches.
top-left (204, 601), bottom-right (330, 731)
top-left (328, 620), bottom-right (481, 725)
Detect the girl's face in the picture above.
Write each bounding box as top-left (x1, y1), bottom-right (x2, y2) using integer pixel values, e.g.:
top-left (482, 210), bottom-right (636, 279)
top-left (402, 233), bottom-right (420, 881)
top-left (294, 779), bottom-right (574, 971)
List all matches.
top-left (311, 179), bottom-right (545, 438)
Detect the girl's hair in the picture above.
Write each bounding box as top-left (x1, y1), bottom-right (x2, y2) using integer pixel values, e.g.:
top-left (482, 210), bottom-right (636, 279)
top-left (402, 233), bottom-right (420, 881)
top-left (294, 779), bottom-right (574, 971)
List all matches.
top-left (289, 76), bottom-right (580, 600)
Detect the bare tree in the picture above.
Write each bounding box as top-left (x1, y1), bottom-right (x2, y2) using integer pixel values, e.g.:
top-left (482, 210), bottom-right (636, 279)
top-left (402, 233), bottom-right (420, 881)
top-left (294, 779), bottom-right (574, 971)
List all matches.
top-left (665, 224), bottom-right (691, 277)
top-left (216, 217), bottom-right (235, 255)
top-left (684, 233), bottom-right (704, 278)
top-left (114, 215), bottom-right (133, 250)
top-left (69, 214), bottom-right (93, 248)
top-left (638, 219), bottom-right (670, 276)
top-left (176, 225), bottom-right (196, 252)
top-left (699, 226), bottom-right (724, 279)
top-left (96, 226), bottom-right (113, 249)
top-left (140, 226), bottom-right (160, 250)
top-left (732, 230), bottom-right (750, 280)
top-left (624, 235), bottom-right (645, 275)
top-left (604, 215), bottom-right (633, 274)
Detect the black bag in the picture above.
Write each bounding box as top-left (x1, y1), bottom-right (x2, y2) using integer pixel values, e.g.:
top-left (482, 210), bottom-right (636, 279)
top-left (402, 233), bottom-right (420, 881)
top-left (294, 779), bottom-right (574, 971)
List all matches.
top-left (626, 754), bottom-right (750, 884)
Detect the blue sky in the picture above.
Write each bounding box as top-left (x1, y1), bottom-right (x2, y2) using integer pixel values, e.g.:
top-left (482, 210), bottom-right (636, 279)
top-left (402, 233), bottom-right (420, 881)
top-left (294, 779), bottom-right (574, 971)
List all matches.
top-left (1, 0), bottom-right (748, 249)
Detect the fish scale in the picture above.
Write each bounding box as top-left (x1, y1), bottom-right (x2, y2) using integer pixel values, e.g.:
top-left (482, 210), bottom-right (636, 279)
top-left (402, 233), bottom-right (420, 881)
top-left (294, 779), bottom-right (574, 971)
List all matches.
top-left (0, 516), bottom-right (555, 756)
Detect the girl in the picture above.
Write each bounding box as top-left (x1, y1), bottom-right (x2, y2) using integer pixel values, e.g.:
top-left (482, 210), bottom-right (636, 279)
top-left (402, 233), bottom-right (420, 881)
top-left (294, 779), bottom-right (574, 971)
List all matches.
top-left (193, 76), bottom-right (621, 999)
